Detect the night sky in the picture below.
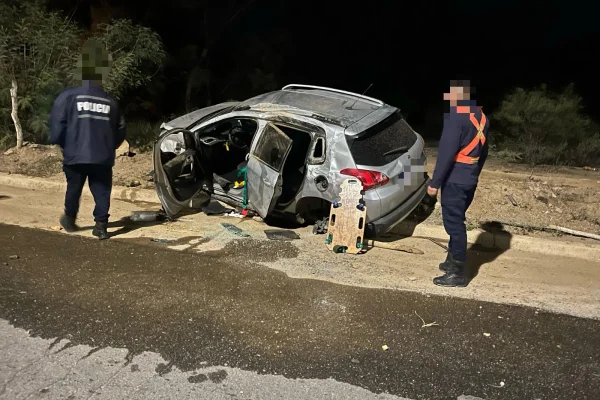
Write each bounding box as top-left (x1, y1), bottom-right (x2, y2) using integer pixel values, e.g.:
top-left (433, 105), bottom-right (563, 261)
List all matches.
top-left (49, 0), bottom-right (599, 138)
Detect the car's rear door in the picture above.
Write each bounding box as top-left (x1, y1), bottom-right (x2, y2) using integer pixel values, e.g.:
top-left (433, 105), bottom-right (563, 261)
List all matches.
top-left (246, 122), bottom-right (293, 218)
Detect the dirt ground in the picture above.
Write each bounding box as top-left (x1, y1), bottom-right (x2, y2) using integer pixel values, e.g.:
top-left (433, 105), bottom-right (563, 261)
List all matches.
top-left (422, 148), bottom-right (600, 238)
top-left (0, 143), bottom-right (155, 189)
top-left (2, 143), bottom-right (599, 238)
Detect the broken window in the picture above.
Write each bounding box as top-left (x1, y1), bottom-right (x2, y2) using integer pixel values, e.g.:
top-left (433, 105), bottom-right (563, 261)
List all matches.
top-left (313, 137), bottom-right (324, 158)
top-left (252, 124), bottom-right (292, 172)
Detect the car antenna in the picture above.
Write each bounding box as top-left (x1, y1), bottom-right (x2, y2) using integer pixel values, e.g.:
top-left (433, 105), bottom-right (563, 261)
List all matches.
top-left (346, 83), bottom-right (374, 110)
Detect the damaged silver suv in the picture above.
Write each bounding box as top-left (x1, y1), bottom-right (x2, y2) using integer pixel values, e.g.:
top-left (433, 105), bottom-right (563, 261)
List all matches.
top-left (153, 84), bottom-right (428, 237)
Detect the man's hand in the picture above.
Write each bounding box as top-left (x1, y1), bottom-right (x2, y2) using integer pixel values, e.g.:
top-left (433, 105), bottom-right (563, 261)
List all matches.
top-left (427, 185), bottom-right (438, 197)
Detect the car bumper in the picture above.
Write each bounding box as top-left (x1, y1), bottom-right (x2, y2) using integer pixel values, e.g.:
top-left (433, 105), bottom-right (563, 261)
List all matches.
top-left (364, 177), bottom-right (429, 238)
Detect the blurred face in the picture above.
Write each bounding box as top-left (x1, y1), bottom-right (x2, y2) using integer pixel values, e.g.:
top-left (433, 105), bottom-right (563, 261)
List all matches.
top-left (75, 40), bottom-right (112, 83)
top-left (444, 85), bottom-right (470, 106)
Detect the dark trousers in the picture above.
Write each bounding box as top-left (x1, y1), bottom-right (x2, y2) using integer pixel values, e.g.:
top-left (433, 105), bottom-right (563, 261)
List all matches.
top-left (441, 181), bottom-right (477, 262)
top-left (63, 164), bottom-right (112, 223)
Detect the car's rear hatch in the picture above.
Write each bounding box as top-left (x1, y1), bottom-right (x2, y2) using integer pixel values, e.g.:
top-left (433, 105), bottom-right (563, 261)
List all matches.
top-left (345, 110), bottom-right (426, 217)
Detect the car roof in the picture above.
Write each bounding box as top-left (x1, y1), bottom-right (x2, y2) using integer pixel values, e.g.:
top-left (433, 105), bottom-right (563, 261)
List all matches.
top-left (236, 85), bottom-right (395, 127)
top-left (162, 102), bottom-right (240, 130)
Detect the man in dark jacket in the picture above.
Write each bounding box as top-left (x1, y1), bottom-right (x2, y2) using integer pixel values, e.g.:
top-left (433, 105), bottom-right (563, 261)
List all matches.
top-left (49, 40), bottom-right (125, 240)
top-left (428, 80), bottom-right (489, 287)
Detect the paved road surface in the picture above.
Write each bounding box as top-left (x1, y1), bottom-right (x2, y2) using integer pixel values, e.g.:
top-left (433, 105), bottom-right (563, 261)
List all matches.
top-left (2, 184), bottom-right (600, 321)
top-left (1, 224), bottom-right (599, 399)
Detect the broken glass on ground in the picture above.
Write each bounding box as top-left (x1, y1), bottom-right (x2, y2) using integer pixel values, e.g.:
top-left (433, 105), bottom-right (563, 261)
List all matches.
top-left (264, 229), bottom-right (300, 241)
top-left (220, 223), bottom-right (250, 237)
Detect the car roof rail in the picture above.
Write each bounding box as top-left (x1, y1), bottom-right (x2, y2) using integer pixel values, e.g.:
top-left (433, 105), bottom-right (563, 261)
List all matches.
top-left (281, 84), bottom-right (384, 106)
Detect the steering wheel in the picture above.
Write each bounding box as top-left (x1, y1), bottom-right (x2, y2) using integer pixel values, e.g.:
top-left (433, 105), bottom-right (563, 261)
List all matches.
top-left (228, 126), bottom-right (249, 150)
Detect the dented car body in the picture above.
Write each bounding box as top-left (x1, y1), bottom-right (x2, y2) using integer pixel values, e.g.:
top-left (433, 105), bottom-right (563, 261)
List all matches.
top-left (153, 84), bottom-right (428, 237)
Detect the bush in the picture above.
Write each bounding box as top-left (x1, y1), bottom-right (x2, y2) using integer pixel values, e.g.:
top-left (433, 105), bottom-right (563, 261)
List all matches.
top-left (492, 84), bottom-right (600, 166)
top-left (0, 1), bottom-right (167, 148)
top-left (0, 0), bottom-right (82, 146)
top-left (125, 119), bottom-right (161, 152)
top-left (91, 19), bottom-right (167, 100)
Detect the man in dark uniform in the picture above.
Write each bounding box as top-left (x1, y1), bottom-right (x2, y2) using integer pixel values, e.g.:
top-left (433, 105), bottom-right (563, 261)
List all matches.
top-left (49, 40), bottom-right (126, 240)
top-left (428, 80), bottom-right (489, 287)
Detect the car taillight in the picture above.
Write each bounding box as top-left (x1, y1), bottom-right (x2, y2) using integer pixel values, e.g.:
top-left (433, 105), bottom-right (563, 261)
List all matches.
top-left (340, 168), bottom-right (389, 190)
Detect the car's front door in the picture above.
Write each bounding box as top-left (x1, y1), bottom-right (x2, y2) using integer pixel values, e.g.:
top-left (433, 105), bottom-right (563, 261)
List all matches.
top-left (153, 128), bottom-right (209, 217)
top-left (246, 123), bottom-right (293, 218)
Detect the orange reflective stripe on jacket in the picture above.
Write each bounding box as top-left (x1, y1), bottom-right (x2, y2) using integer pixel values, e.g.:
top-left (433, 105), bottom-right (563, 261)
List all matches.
top-left (454, 111), bottom-right (487, 164)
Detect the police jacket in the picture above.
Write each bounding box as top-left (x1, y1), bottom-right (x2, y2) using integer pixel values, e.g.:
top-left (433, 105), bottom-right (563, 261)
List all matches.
top-left (49, 80), bottom-right (126, 166)
top-left (430, 104), bottom-right (490, 189)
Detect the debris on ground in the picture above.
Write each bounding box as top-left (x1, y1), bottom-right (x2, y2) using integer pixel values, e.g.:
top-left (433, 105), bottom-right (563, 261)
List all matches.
top-left (414, 311), bottom-right (439, 328)
top-left (225, 211), bottom-right (245, 218)
top-left (548, 225), bottom-right (600, 241)
top-left (125, 180), bottom-right (141, 187)
top-left (9, 255), bottom-right (19, 260)
top-left (221, 223), bottom-right (250, 237)
top-left (115, 140), bottom-right (131, 158)
top-left (496, 220), bottom-right (600, 241)
top-left (363, 239), bottom-right (423, 254)
top-left (151, 238), bottom-right (171, 244)
top-left (381, 345), bottom-right (389, 351)
top-left (264, 229), bottom-right (300, 241)
top-left (130, 210), bottom-right (166, 222)
top-left (312, 218), bottom-right (329, 235)
top-left (506, 193), bottom-right (518, 206)
top-left (202, 200), bottom-right (235, 216)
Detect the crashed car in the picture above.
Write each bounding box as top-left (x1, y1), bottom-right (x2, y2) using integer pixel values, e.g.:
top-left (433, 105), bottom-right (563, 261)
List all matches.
top-left (153, 84), bottom-right (428, 237)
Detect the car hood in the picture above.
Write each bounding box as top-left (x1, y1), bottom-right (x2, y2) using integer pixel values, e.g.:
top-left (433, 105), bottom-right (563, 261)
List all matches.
top-left (160, 102), bottom-right (240, 130)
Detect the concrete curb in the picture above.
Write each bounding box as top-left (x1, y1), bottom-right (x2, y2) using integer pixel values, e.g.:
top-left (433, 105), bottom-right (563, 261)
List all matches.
top-left (0, 172), bottom-right (160, 204)
top-left (394, 223), bottom-right (600, 263)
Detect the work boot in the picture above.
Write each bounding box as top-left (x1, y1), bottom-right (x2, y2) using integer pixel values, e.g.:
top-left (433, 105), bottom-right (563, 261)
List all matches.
top-left (438, 253), bottom-right (453, 272)
top-left (92, 222), bottom-right (109, 240)
top-left (433, 258), bottom-right (469, 287)
top-left (59, 214), bottom-right (79, 233)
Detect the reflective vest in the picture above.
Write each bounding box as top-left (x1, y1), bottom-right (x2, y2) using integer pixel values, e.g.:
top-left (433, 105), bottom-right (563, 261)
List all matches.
top-left (454, 111), bottom-right (487, 164)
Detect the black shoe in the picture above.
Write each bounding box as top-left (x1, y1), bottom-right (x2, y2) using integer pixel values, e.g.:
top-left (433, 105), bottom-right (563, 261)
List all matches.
top-left (439, 253), bottom-right (453, 272)
top-left (59, 215), bottom-right (79, 233)
top-left (92, 222), bottom-right (109, 240)
top-left (433, 258), bottom-right (469, 287)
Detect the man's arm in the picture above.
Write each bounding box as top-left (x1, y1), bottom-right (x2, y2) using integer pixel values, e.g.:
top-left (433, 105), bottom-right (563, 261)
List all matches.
top-left (429, 116), bottom-right (462, 189)
top-left (48, 92), bottom-right (68, 147)
top-left (114, 105), bottom-right (126, 149)
top-left (477, 141), bottom-right (488, 173)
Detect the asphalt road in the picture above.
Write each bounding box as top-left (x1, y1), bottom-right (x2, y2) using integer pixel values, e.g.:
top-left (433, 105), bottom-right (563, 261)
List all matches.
top-left (1, 224), bottom-right (599, 400)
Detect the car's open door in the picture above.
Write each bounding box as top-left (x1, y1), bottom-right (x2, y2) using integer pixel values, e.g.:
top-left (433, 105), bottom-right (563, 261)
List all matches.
top-left (246, 123), bottom-right (293, 218)
top-left (153, 128), bottom-right (209, 217)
